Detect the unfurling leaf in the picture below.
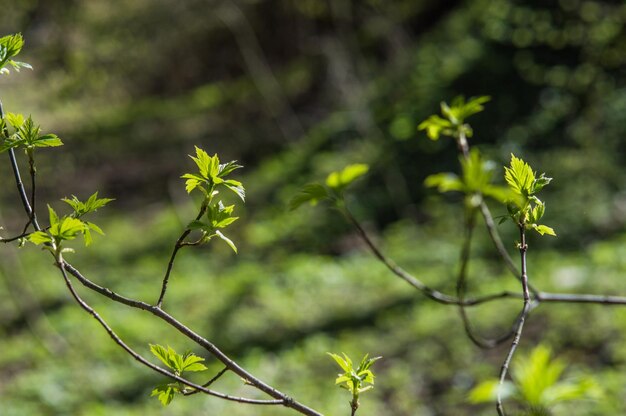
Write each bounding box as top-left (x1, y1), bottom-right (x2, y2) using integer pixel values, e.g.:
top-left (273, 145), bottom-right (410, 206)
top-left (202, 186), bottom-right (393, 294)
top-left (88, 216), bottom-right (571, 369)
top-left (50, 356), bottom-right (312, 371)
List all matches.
top-left (215, 230), bottom-right (238, 253)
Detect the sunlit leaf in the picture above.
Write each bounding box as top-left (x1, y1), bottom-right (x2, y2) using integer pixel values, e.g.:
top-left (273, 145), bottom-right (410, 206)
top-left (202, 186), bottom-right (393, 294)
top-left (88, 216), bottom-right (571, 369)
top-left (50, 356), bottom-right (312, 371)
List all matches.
top-left (325, 164), bottom-right (369, 192)
top-left (289, 183), bottom-right (330, 211)
top-left (151, 384), bottom-right (176, 406)
top-left (532, 224), bottom-right (556, 236)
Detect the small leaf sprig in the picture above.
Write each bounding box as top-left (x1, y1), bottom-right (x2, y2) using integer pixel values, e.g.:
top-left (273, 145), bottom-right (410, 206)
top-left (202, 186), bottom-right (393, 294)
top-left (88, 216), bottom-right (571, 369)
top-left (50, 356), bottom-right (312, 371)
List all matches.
top-left (0, 33), bottom-right (32, 75)
top-left (425, 148), bottom-right (515, 208)
top-left (418, 95), bottom-right (490, 141)
top-left (181, 146), bottom-right (244, 252)
top-left (289, 164), bottom-right (369, 211)
top-left (28, 192), bottom-right (113, 254)
top-left (0, 113), bottom-right (63, 153)
top-left (149, 344), bottom-right (208, 406)
top-left (503, 154), bottom-right (556, 237)
top-left (469, 344), bottom-right (601, 414)
top-left (328, 353), bottom-right (381, 416)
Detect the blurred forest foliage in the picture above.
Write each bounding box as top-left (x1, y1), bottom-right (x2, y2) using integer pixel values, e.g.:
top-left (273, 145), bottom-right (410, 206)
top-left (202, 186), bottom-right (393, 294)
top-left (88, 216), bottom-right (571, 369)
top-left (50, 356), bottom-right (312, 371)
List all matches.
top-left (0, 0), bottom-right (625, 415)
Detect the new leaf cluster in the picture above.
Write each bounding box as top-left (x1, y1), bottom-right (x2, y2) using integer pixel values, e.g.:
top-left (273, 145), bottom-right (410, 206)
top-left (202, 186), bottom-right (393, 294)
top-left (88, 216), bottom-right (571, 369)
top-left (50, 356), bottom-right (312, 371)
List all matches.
top-left (150, 344), bottom-right (208, 406)
top-left (0, 113), bottom-right (63, 154)
top-left (503, 154), bottom-right (556, 236)
top-left (181, 146), bottom-right (245, 253)
top-left (29, 193), bottom-right (114, 251)
top-left (0, 33), bottom-right (32, 75)
top-left (418, 96), bottom-right (490, 141)
top-left (289, 163), bottom-right (369, 211)
top-left (328, 352), bottom-right (381, 397)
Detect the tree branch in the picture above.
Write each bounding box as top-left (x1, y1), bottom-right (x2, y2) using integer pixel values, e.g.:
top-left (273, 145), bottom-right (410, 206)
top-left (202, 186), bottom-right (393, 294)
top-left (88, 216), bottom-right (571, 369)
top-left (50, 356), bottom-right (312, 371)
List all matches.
top-left (183, 367), bottom-right (229, 396)
top-left (156, 204), bottom-right (207, 308)
top-left (56, 258), bottom-right (282, 406)
top-left (456, 209), bottom-right (519, 348)
top-left (496, 227), bottom-right (532, 415)
top-left (60, 261), bottom-right (323, 415)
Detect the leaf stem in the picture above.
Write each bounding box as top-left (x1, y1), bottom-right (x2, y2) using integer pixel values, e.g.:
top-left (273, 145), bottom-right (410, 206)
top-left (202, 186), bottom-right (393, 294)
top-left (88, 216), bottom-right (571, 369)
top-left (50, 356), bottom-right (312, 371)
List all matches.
top-left (496, 226), bottom-right (532, 415)
top-left (156, 203), bottom-right (208, 308)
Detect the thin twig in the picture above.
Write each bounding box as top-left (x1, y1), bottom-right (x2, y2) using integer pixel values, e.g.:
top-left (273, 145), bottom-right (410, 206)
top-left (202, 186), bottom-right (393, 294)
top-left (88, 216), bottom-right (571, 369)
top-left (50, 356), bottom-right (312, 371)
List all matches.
top-left (156, 204), bottom-right (207, 307)
top-left (343, 207), bottom-right (522, 306)
top-left (456, 130), bottom-right (539, 297)
top-left (23, 152), bottom-right (37, 233)
top-left (456, 209), bottom-right (517, 348)
top-left (183, 367), bottom-right (229, 396)
top-left (2, 99), bottom-right (39, 231)
top-left (496, 227), bottom-right (532, 415)
top-left (536, 293), bottom-right (626, 304)
top-left (0, 231), bottom-right (31, 243)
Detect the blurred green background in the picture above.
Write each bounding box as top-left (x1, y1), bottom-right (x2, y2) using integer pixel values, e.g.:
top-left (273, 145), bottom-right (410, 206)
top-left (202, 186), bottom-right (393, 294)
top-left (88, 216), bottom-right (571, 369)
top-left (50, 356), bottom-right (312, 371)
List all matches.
top-left (1, 0), bottom-right (625, 414)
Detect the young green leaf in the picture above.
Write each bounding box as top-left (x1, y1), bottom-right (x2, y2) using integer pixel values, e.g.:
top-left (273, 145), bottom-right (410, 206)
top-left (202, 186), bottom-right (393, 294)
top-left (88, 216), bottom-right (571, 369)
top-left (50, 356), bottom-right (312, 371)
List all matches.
top-left (532, 224), bottom-right (556, 237)
top-left (223, 179), bottom-right (245, 201)
top-left (325, 164), bottom-right (369, 193)
top-left (532, 173), bottom-right (552, 194)
top-left (289, 183), bottom-right (330, 211)
top-left (28, 231), bottom-right (52, 245)
top-left (62, 192), bottom-right (114, 218)
top-left (424, 173), bottom-right (464, 193)
top-left (504, 154), bottom-right (535, 197)
top-left (417, 115), bottom-right (453, 140)
top-left (5, 112), bottom-right (24, 129)
top-left (181, 173), bottom-right (206, 194)
top-left (328, 352), bottom-right (352, 373)
top-left (150, 344), bottom-right (176, 370)
top-left (469, 380), bottom-right (514, 404)
top-left (206, 201), bottom-right (239, 229)
top-left (469, 345), bottom-right (600, 411)
top-left (151, 384), bottom-right (177, 406)
top-left (0, 33), bottom-right (32, 75)
top-left (181, 147), bottom-right (245, 200)
top-left (419, 96), bottom-right (490, 140)
top-left (328, 352), bottom-right (380, 398)
top-left (218, 160), bottom-right (243, 177)
top-left (181, 352), bottom-right (208, 372)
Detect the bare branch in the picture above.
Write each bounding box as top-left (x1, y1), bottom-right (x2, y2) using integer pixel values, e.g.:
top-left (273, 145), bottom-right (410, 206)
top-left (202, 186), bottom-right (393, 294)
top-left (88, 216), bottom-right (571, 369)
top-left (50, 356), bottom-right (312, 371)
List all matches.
top-left (61, 261), bottom-right (323, 416)
top-left (56, 259), bottom-right (282, 406)
top-left (496, 227), bottom-right (532, 416)
top-left (343, 206), bottom-right (523, 306)
top-left (183, 367), bottom-right (229, 396)
top-left (456, 209), bottom-right (518, 349)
